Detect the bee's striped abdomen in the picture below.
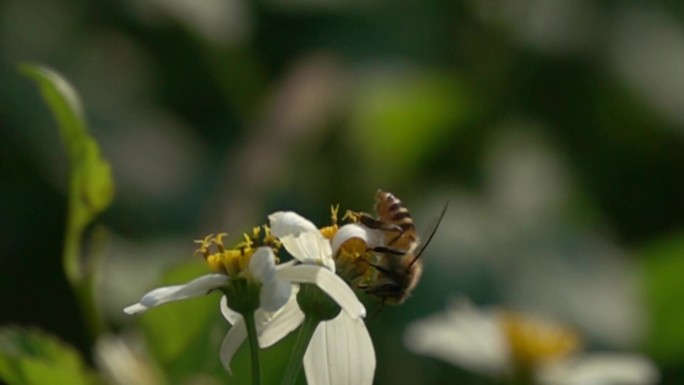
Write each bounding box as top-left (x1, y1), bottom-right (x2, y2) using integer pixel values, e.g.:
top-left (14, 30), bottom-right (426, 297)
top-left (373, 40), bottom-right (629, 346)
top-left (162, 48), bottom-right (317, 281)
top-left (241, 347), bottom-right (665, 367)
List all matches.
top-left (374, 190), bottom-right (418, 250)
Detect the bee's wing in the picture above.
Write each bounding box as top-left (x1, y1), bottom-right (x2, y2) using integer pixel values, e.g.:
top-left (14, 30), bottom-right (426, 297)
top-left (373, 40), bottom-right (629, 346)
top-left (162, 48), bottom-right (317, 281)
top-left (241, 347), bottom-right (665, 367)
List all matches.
top-left (407, 201), bottom-right (449, 268)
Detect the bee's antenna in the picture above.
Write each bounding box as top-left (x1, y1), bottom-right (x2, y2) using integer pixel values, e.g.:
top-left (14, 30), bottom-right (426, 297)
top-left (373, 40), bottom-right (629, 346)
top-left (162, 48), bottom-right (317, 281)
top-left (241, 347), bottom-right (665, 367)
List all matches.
top-left (407, 201), bottom-right (448, 269)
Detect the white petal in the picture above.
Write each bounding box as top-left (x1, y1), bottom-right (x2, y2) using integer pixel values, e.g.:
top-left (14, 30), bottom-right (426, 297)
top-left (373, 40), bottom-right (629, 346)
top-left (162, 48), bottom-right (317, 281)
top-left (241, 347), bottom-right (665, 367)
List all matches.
top-left (269, 211), bottom-right (334, 271)
top-left (220, 296), bottom-right (241, 325)
top-left (332, 224), bottom-right (385, 254)
top-left (249, 247), bottom-right (292, 312)
top-left (304, 313), bottom-right (376, 385)
top-left (537, 353), bottom-right (659, 385)
top-left (249, 247), bottom-right (277, 282)
top-left (220, 288), bottom-right (304, 349)
top-left (277, 265), bottom-right (366, 319)
top-left (269, 211), bottom-right (319, 235)
top-left (261, 279), bottom-right (292, 313)
top-left (403, 300), bottom-right (509, 376)
top-left (123, 303), bottom-right (149, 315)
top-left (219, 318), bottom-right (247, 374)
top-left (258, 287), bottom-right (305, 348)
top-left (124, 274), bottom-right (229, 315)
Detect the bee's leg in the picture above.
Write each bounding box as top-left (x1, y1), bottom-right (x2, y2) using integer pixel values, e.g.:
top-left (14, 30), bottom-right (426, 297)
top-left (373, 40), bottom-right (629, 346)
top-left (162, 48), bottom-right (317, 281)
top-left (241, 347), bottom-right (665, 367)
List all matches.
top-left (359, 256), bottom-right (393, 274)
top-left (358, 214), bottom-right (403, 233)
top-left (386, 223), bottom-right (415, 246)
top-left (370, 245), bottom-right (405, 256)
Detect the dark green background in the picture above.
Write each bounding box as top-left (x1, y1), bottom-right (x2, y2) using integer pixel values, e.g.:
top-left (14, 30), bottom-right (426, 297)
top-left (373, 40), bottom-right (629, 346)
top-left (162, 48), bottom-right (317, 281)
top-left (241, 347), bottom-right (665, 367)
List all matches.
top-left (1, 0), bottom-right (683, 384)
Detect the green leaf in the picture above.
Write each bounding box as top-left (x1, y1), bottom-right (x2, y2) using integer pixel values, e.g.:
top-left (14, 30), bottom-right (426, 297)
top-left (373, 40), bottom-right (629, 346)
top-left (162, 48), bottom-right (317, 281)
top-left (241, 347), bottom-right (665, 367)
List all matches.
top-left (20, 64), bottom-right (115, 337)
top-left (640, 231), bottom-right (684, 363)
top-left (20, 63), bottom-right (115, 286)
top-left (19, 64), bottom-right (87, 155)
top-left (347, 72), bottom-right (469, 182)
top-left (81, 137), bottom-right (115, 214)
top-left (19, 63), bottom-right (115, 220)
top-left (0, 328), bottom-right (99, 385)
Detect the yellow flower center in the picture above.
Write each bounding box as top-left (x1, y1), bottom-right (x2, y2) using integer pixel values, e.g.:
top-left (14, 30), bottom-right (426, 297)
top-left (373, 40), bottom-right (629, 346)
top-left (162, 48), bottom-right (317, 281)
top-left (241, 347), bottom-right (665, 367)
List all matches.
top-left (499, 312), bottom-right (582, 371)
top-left (336, 238), bottom-right (376, 285)
top-left (194, 226), bottom-right (280, 279)
top-left (317, 204), bottom-right (375, 284)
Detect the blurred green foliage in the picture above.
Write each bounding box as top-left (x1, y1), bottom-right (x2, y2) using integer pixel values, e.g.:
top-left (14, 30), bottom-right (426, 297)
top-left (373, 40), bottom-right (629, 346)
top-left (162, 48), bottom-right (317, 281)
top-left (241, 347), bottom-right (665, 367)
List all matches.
top-left (0, 328), bottom-right (99, 385)
top-left (138, 261), bottom-right (224, 380)
top-left (642, 232), bottom-right (684, 363)
top-left (20, 64), bottom-right (114, 338)
top-left (1, 0), bottom-right (684, 384)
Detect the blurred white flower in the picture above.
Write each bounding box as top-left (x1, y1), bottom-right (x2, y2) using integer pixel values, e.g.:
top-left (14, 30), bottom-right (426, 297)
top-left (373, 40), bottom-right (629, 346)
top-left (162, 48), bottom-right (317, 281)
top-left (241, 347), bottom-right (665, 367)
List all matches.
top-left (404, 300), bottom-right (658, 385)
top-left (612, 6), bottom-right (684, 130)
top-left (426, 128), bottom-right (647, 347)
top-left (221, 211), bottom-right (375, 385)
top-left (95, 333), bottom-right (164, 385)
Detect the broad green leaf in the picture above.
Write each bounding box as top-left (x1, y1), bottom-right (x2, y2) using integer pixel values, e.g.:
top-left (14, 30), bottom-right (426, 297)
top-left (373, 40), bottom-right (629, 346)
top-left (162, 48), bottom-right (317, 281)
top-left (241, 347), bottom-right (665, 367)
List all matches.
top-left (640, 231), bottom-right (684, 363)
top-left (0, 328), bottom-right (99, 385)
top-left (20, 63), bottom-right (115, 286)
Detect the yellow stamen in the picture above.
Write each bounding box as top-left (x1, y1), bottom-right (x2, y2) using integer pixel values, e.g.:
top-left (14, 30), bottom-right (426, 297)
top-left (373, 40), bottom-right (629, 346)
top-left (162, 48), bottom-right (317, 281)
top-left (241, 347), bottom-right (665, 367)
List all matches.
top-left (262, 225), bottom-right (281, 251)
top-left (194, 234), bottom-right (214, 258)
top-left (213, 232), bottom-right (228, 252)
top-left (205, 253), bottom-right (225, 273)
top-left (194, 224), bottom-right (284, 279)
top-left (321, 205), bottom-right (341, 240)
top-left (251, 226), bottom-right (261, 240)
top-left (320, 225), bottom-right (337, 240)
top-left (330, 204), bottom-right (340, 225)
top-left (342, 209), bottom-right (361, 223)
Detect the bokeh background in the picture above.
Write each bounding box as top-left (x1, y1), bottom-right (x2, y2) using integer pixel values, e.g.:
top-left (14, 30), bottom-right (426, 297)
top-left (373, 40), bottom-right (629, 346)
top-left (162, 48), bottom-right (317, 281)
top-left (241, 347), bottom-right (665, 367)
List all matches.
top-left (2, 0), bottom-right (684, 384)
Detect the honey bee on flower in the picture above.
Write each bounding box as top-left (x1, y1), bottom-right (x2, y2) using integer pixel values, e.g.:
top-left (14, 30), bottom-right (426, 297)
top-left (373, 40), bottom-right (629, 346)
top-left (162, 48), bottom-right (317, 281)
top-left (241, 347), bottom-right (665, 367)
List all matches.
top-left (331, 189), bottom-right (447, 305)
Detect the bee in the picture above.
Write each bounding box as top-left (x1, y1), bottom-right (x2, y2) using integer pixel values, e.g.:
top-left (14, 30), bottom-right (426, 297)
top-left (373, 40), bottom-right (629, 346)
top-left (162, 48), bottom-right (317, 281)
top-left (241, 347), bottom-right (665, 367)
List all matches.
top-left (354, 190), bottom-right (447, 305)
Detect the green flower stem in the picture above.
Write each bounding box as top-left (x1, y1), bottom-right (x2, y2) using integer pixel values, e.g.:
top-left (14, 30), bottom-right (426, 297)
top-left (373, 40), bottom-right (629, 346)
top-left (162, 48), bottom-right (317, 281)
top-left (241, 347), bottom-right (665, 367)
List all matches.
top-left (243, 311), bottom-right (261, 385)
top-left (280, 316), bottom-right (320, 385)
top-left (63, 201), bottom-right (104, 339)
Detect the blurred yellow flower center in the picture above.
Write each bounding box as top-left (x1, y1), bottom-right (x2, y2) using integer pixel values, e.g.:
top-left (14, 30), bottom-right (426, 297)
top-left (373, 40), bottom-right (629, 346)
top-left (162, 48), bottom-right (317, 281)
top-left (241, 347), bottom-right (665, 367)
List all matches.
top-left (499, 312), bottom-right (581, 371)
top-left (195, 226), bottom-right (280, 278)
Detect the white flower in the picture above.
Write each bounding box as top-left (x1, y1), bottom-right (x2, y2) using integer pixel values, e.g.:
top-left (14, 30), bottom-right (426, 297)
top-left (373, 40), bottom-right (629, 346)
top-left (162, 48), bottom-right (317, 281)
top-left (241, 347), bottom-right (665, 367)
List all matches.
top-left (303, 312), bottom-right (375, 385)
top-left (268, 211), bottom-right (366, 319)
top-left (123, 273), bottom-right (229, 316)
top-left (219, 211), bottom-right (375, 385)
top-left (219, 284), bottom-right (305, 373)
top-left (404, 300), bottom-right (658, 385)
top-left (331, 222), bottom-right (384, 256)
top-left (124, 246), bottom-right (291, 316)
